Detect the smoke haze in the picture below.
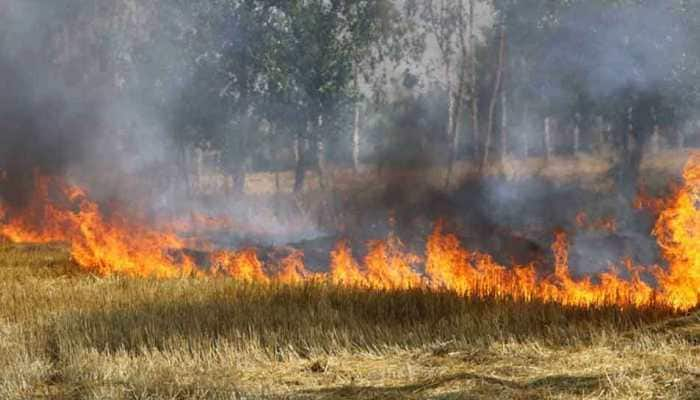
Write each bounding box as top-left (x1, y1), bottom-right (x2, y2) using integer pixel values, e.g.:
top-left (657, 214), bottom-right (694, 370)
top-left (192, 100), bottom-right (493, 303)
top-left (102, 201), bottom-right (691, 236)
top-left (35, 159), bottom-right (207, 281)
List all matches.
top-left (0, 0), bottom-right (697, 269)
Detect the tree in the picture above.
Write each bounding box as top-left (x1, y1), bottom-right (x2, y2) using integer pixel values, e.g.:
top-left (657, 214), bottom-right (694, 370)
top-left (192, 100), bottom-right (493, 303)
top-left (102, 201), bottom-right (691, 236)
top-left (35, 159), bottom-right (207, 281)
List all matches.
top-left (407, 0), bottom-right (479, 188)
top-left (163, 1), bottom-right (273, 195)
top-left (341, 0), bottom-right (402, 172)
top-left (261, 0), bottom-right (400, 192)
top-left (480, 20), bottom-right (506, 173)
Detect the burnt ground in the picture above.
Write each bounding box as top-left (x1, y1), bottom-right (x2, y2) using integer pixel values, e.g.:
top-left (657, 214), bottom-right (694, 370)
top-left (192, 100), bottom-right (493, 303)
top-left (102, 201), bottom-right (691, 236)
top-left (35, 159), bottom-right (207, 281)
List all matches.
top-left (184, 163), bottom-right (684, 282)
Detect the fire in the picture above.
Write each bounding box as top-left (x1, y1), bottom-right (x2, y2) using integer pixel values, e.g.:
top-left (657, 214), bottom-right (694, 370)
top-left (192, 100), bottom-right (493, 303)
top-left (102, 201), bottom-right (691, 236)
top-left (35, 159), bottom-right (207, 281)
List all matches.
top-left (575, 211), bottom-right (617, 233)
top-left (328, 235), bottom-right (422, 290)
top-left (542, 231), bottom-right (655, 307)
top-left (364, 234), bottom-right (421, 289)
top-left (425, 223), bottom-right (655, 307)
top-left (275, 250), bottom-right (307, 284)
top-left (425, 221), bottom-right (475, 294)
top-left (0, 176), bottom-right (194, 278)
top-left (653, 153), bottom-right (700, 309)
top-left (2, 154), bottom-right (700, 311)
top-left (168, 212), bottom-right (235, 234)
top-left (329, 240), bottom-right (366, 286)
top-left (210, 249), bottom-right (268, 282)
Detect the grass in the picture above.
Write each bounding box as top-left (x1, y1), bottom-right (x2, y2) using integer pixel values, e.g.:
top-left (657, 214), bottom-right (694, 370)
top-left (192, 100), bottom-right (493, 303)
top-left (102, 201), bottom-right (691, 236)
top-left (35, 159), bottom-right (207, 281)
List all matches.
top-left (1, 243), bottom-right (699, 399)
top-left (205, 149), bottom-right (691, 196)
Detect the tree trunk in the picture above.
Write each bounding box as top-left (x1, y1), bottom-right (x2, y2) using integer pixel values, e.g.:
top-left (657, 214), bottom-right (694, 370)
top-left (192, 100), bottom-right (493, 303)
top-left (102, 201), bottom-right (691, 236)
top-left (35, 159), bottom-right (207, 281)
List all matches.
top-left (651, 124), bottom-right (661, 154)
top-left (443, 59), bottom-right (457, 189)
top-left (231, 117), bottom-right (255, 196)
top-left (315, 115), bottom-right (327, 191)
top-left (444, 79), bottom-right (464, 189)
top-left (231, 166), bottom-right (246, 195)
top-left (446, 63), bottom-right (455, 149)
top-left (352, 103), bottom-right (361, 172)
top-left (573, 113), bottom-right (581, 156)
top-left (480, 25), bottom-right (506, 174)
top-left (317, 135), bottom-right (327, 190)
top-left (614, 108), bottom-right (649, 219)
top-left (626, 106), bottom-right (634, 153)
top-left (471, 96), bottom-right (480, 161)
top-left (352, 66), bottom-right (361, 173)
top-left (544, 116), bottom-right (553, 160)
top-left (445, 27), bottom-right (472, 190)
top-left (445, 0), bottom-right (472, 189)
top-left (649, 107), bottom-right (660, 154)
top-left (522, 103), bottom-right (530, 158)
top-left (178, 140), bottom-right (193, 197)
top-left (500, 34), bottom-right (509, 162)
top-left (469, 0), bottom-right (479, 161)
top-left (678, 128), bottom-right (686, 149)
top-left (274, 170), bottom-right (281, 219)
top-left (454, 109), bottom-right (463, 159)
top-left (604, 121), bottom-right (612, 153)
top-left (500, 81), bottom-right (508, 159)
top-left (293, 131), bottom-right (305, 193)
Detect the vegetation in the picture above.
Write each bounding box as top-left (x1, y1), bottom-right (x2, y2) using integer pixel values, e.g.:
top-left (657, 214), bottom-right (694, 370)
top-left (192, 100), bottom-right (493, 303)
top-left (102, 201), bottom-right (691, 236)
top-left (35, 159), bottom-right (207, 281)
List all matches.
top-left (3, 2), bottom-right (700, 399)
top-left (6, 0), bottom-right (700, 195)
top-left (1, 243), bottom-right (698, 399)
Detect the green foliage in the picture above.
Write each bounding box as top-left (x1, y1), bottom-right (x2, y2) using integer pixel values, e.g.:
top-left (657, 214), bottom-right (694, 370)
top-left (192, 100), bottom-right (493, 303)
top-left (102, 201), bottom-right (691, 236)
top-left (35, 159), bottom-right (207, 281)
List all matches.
top-left (493, 0), bottom-right (700, 135)
top-left (156, 0), bottom-right (400, 172)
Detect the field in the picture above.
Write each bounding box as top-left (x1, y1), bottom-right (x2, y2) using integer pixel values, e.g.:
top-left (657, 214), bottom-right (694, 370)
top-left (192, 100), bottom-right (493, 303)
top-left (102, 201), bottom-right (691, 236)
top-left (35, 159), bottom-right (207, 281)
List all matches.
top-left (197, 150), bottom-right (690, 196)
top-left (1, 243), bottom-right (699, 400)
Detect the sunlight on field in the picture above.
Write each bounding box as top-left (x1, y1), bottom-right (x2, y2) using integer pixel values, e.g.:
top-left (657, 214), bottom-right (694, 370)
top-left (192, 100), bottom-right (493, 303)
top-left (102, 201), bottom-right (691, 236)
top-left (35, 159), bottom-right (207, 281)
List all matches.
top-left (0, 243), bottom-right (698, 399)
top-left (200, 151), bottom-right (689, 197)
top-left (195, 154), bottom-right (617, 195)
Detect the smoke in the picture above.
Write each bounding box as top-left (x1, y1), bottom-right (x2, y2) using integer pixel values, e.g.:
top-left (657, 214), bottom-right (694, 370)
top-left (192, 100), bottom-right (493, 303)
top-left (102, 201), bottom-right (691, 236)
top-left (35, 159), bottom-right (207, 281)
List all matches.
top-left (0, 0), bottom-right (327, 247)
top-left (567, 2), bottom-right (685, 97)
top-left (0, 2), bottom-right (97, 205)
top-left (529, 1), bottom-right (690, 120)
top-left (0, 0), bottom-right (692, 270)
top-left (469, 1), bottom-right (696, 272)
top-left (0, 1), bottom-right (188, 213)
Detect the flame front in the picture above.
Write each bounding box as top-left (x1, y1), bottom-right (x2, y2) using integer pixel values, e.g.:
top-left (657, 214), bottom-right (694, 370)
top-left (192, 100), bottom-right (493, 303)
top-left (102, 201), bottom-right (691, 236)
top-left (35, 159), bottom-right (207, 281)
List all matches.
top-left (0, 176), bottom-right (194, 278)
top-left (2, 155), bottom-right (700, 312)
top-left (425, 224), bottom-right (655, 307)
top-left (653, 153), bottom-right (700, 309)
top-left (329, 240), bottom-right (366, 286)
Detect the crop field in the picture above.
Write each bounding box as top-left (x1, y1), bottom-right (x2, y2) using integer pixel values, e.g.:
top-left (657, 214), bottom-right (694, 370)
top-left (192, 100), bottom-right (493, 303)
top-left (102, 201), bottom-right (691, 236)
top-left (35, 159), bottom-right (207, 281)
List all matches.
top-left (5, 0), bottom-right (700, 398)
top-left (1, 243), bottom-right (698, 400)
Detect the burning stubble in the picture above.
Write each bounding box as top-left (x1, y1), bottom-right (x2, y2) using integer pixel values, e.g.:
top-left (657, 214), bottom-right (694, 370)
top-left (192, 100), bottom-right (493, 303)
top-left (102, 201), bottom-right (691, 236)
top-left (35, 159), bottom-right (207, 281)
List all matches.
top-left (2, 3), bottom-right (700, 398)
top-left (1, 155), bottom-right (700, 310)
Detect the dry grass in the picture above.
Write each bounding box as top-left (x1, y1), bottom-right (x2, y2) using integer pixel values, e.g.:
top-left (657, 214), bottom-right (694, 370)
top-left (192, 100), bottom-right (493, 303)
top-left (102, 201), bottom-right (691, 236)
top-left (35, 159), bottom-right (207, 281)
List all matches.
top-left (1, 243), bottom-right (699, 399)
top-left (201, 150), bottom-right (690, 196)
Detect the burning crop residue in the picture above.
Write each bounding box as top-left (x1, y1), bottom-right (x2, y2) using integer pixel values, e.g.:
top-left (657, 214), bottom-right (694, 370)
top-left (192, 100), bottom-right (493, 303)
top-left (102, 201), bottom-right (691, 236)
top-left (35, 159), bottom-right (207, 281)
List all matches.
top-left (2, 157), bottom-right (700, 312)
top-left (652, 153), bottom-right (700, 309)
top-left (426, 224), bottom-right (655, 308)
top-left (575, 212), bottom-right (617, 234)
top-left (0, 173), bottom-right (198, 278)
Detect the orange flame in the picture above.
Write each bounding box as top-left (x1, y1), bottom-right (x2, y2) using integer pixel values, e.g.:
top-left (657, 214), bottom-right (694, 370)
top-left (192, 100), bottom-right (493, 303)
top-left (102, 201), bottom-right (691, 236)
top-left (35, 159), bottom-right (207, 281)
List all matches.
top-left (2, 155), bottom-right (700, 311)
top-left (425, 224), bottom-right (656, 307)
top-left (575, 211), bottom-right (617, 233)
top-left (364, 234), bottom-right (421, 290)
top-left (329, 240), bottom-right (366, 286)
top-left (653, 153), bottom-right (700, 309)
top-left (167, 212), bottom-right (235, 234)
top-left (0, 176), bottom-right (192, 278)
top-left (276, 250), bottom-right (307, 284)
top-left (210, 248), bottom-right (268, 282)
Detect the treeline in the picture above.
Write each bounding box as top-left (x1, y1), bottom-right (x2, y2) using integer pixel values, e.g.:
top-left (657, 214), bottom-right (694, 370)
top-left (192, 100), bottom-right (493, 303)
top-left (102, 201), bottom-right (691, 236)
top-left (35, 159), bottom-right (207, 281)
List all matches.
top-left (4, 0), bottom-right (700, 195)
